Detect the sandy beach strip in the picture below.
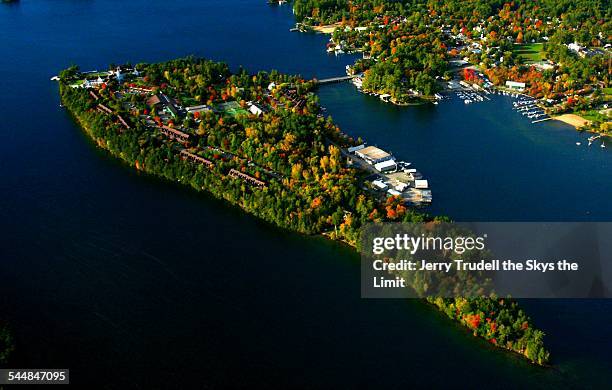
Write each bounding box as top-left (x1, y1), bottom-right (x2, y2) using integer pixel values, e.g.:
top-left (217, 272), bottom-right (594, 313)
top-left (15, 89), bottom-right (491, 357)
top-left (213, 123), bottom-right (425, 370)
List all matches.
top-left (553, 113), bottom-right (591, 128)
top-left (311, 23), bottom-right (341, 34)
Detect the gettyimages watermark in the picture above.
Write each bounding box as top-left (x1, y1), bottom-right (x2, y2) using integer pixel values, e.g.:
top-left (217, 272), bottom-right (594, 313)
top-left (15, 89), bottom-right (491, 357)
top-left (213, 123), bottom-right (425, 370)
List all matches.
top-left (361, 222), bottom-right (612, 298)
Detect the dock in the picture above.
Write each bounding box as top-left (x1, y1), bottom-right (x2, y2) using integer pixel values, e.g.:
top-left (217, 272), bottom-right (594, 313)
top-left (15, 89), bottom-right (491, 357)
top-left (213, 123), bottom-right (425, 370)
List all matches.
top-left (532, 117), bottom-right (552, 123)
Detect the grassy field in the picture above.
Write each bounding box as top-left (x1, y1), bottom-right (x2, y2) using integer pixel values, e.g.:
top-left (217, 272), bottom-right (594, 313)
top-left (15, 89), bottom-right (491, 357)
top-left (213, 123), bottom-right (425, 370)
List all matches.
top-left (216, 101), bottom-right (248, 116)
top-left (513, 43), bottom-right (545, 63)
top-left (579, 108), bottom-right (611, 122)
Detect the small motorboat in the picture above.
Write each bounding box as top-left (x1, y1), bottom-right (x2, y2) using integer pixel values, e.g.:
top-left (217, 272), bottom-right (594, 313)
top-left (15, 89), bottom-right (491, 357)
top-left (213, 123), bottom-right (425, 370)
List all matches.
top-left (576, 142), bottom-right (581, 146)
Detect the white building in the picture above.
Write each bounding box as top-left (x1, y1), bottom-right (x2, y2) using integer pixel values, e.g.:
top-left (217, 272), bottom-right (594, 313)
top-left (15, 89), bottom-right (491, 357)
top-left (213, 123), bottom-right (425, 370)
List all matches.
top-left (374, 159), bottom-right (397, 173)
top-left (505, 81), bottom-right (526, 91)
top-left (372, 180), bottom-right (388, 191)
top-left (567, 42), bottom-right (584, 54)
top-left (186, 104), bottom-right (212, 114)
top-left (248, 102), bottom-right (265, 116)
top-left (355, 146), bottom-right (393, 165)
top-left (415, 179), bottom-right (429, 189)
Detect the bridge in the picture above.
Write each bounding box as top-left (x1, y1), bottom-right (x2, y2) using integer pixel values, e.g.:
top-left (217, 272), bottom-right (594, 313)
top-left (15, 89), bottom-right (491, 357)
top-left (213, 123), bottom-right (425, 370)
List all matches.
top-left (314, 75), bottom-right (356, 85)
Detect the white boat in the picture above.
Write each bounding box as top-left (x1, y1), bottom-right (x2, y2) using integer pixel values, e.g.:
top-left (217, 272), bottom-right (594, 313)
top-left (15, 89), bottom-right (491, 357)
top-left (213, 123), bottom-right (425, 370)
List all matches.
top-left (464, 99), bottom-right (471, 104)
top-left (602, 142), bottom-right (606, 148)
top-left (576, 142), bottom-right (581, 146)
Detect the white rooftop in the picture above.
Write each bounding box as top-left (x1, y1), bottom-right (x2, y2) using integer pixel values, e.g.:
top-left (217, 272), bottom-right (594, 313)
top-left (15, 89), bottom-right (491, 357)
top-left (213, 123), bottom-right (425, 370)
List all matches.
top-left (415, 179), bottom-right (429, 189)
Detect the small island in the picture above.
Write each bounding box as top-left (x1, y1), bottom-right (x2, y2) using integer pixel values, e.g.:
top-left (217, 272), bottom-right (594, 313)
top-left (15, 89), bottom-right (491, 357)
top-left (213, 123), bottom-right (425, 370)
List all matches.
top-left (58, 57), bottom-right (550, 365)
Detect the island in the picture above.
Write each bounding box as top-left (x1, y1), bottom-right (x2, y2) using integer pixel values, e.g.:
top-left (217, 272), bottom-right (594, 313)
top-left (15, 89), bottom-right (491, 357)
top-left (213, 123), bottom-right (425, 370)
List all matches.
top-left (58, 57), bottom-right (550, 365)
top-left (289, 0), bottom-right (610, 135)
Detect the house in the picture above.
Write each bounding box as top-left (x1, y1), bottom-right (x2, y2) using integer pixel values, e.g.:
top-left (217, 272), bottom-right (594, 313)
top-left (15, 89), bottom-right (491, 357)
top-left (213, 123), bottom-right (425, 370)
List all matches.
top-left (505, 81), bottom-right (526, 91)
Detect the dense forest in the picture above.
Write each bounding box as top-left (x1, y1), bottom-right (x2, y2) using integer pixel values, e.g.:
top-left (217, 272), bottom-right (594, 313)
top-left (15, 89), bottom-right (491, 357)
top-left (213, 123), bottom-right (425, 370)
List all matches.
top-left (59, 56), bottom-right (550, 365)
top-left (291, 0), bottom-right (610, 114)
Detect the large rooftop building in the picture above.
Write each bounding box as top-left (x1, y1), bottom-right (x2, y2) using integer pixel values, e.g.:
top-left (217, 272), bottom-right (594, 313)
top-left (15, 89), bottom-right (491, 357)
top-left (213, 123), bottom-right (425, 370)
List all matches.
top-left (355, 146), bottom-right (393, 165)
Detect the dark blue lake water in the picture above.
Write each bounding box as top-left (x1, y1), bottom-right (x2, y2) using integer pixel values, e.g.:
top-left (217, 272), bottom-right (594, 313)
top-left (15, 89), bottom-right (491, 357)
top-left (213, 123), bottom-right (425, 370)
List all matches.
top-left (1, 1), bottom-right (610, 388)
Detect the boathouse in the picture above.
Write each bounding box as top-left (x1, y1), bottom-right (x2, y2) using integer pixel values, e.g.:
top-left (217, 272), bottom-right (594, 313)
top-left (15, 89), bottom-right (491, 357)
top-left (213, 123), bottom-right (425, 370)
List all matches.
top-left (355, 146), bottom-right (393, 165)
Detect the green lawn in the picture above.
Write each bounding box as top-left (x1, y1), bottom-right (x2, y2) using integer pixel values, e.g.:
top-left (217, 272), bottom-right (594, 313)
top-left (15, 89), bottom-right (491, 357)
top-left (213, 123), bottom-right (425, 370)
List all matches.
top-left (216, 101), bottom-right (248, 116)
top-left (513, 43), bottom-right (545, 63)
top-left (580, 109), bottom-right (609, 122)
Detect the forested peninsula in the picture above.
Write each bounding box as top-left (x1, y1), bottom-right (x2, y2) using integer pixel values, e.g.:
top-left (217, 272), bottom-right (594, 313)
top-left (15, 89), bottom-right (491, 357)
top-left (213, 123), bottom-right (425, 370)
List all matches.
top-left (59, 57), bottom-right (549, 365)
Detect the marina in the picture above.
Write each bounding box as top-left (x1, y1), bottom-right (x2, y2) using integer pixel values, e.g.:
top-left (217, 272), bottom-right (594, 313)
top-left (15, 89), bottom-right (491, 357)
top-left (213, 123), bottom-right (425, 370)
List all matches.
top-left (344, 145), bottom-right (432, 206)
top-left (510, 96), bottom-right (550, 123)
